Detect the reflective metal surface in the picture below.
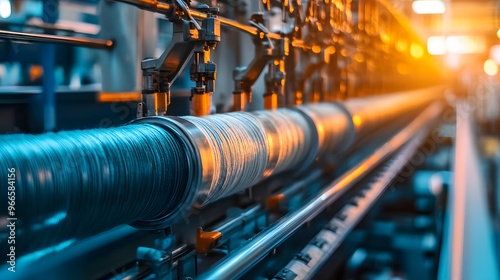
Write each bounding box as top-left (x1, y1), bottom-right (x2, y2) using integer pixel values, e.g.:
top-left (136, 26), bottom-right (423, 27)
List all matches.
top-left (199, 101), bottom-right (444, 280)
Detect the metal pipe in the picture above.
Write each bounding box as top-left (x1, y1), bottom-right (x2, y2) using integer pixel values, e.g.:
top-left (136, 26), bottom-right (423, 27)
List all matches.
top-left (189, 10), bottom-right (281, 40)
top-left (110, 0), bottom-right (282, 40)
top-left (0, 30), bottom-right (113, 49)
top-left (198, 101), bottom-right (444, 280)
top-left (0, 21), bottom-right (77, 34)
top-left (214, 205), bottom-right (262, 239)
top-left (113, 0), bottom-right (171, 13)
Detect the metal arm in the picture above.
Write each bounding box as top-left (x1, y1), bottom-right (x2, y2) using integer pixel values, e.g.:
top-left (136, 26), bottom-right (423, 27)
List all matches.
top-left (232, 13), bottom-right (288, 111)
top-left (138, 2), bottom-right (220, 117)
top-left (139, 20), bottom-right (204, 117)
top-left (232, 17), bottom-right (272, 111)
top-left (263, 38), bottom-right (288, 109)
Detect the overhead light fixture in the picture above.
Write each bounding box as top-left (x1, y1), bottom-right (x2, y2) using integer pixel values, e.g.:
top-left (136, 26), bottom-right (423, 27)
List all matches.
top-left (427, 36), bottom-right (446, 55)
top-left (412, 0), bottom-right (446, 15)
top-left (426, 35), bottom-right (486, 55)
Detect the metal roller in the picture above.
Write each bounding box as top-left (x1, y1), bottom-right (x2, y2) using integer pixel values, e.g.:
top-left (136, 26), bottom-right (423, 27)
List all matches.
top-left (343, 86), bottom-right (444, 141)
top-left (293, 103), bottom-right (354, 155)
top-left (183, 112), bottom-right (270, 206)
top-left (0, 123), bottom-right (199, 255)
top-left (180, 108), bottom-right (320, 206)
top-left (253, 108), bottom-right (318, 177)
top-left (198, 101), bottom-right (445, 280)
top-left (0, 88), bottom-right (444, 256)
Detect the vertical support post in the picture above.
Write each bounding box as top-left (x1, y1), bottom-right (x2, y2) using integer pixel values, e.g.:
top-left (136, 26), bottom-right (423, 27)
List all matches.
top-left (41, 0), bottom-right (59, 131)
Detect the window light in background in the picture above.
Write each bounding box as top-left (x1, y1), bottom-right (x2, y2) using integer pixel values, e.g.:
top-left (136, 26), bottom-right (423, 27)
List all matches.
top-left (427, 36), bottom-right (447, 55)
top-left (490, 45), bottom-right (500, 65)
top-left (412, 0), bottom-right (446, 15)
top-left (427, 36), bottom-right (486, 55)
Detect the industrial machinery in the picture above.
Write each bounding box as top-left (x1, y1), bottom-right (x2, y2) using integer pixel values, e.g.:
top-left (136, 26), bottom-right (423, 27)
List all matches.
top-left (0, 0), bottom-right (499, 279)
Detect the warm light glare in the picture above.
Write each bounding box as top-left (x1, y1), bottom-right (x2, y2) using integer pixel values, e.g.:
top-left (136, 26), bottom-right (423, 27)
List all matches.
top-left (0, 0), bottom-right (11, 18)
top-left (352, 115), bottom-right (363, 127)
top-left (490, 45), bottom-right (500, 64)
top-left (445, 54), bottom-right (460, 69)
top-left (410, 43), bottom-right (424, 58)
top-left (446, 36), bottom-right (486, 54)
top-left (484, 59), bottom-right (498, 77)
top-left (427, 36), bottom-right (446, 55)
top-left (426, 35), bottom-right (486, 55)
top-left (381, 32), bottom-right (391, 44)
top-left (412, 0), bottom-right (446, 14)
top-left (497, 28), bottom-right (500, 39)
top-left (396, 40), bottom-right (408, 52)
top-left (312, 45), bottom-right (321, 54)
top-left (354, 53), bottom-right (364, 63)
top-left (396, 63), bottom-right (409, 75)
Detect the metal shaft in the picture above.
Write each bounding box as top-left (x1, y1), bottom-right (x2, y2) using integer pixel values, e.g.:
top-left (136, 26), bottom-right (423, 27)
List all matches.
top-left (189, 10), bottom-right (281, 40)
top-left (0, 30), bottom-right (113, 49)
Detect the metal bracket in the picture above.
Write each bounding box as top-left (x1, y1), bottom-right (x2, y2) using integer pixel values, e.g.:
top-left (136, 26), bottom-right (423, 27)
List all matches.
top-left (233, 13), bottom-right (286, 111)
top-left (139, 2), bottom-right (220, 117)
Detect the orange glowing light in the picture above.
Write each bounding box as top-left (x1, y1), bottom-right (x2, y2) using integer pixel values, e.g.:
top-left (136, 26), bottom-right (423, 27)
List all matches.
top-left (381, 32), bottom-right (391, 44)
top-left (355, 53), bottom-right (365, 63)
top-left (397, 63), bottom-right (409, 75)
top-left (353, 115), bottom-right (362, 127)
top-left (98, 92), bottom-right (142, 102)
top-left (312, 45), bottom-right (322, 54)
top-left (396, 40), bottom-right (408, 52)
top-left (29, 65), bottom-right (43, 81)
top-left (324, 46), bottom-right (336, 63)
